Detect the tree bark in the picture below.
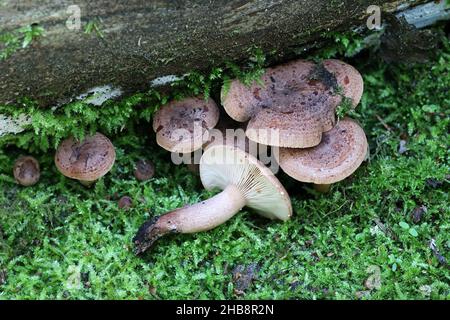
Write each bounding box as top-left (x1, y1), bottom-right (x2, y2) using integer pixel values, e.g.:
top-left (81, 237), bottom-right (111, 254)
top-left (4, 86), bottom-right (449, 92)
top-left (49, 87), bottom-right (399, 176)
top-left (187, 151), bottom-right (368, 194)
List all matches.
top-left (0, 0), bottom-right (429, 107)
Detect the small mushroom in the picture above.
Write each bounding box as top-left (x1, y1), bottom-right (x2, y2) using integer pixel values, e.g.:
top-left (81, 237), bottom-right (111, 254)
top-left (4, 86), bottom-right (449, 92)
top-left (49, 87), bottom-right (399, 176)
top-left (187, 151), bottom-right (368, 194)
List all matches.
top-left (118, 196), bottom-right (133, 210)
top-left (221, 59), bottom-right (363, 148)
top-left (276, 118), bottom-right (368, 192)
top-left (55, 133), bottom-right (116, 186)
top-left (152, 96), bottom-right (220, 153)
top-left (134, 159), bottom-right (154, 181)
top-left (13, 156), bottom-right (40, 186)
top-left (133, 144), bottom-right (292, 254)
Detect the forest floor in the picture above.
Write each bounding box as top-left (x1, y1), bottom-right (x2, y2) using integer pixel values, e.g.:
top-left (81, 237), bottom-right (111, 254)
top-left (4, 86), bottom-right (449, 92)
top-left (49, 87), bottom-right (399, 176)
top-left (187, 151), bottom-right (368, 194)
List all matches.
top-left (0, 32), bottom-right (448, 300)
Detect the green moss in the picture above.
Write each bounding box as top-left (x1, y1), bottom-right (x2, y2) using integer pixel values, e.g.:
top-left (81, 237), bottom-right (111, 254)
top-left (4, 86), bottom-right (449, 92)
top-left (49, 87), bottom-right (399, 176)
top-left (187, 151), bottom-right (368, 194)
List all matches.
top-left (0, 32), bottom-right (449, 300)
top-left (0, 47), bottom-right (267, 152)
top-left (0, 24), bottom-right (45, 61)
top-left (0, 93), bottom-right (160, 152)
top-left (84, 20), bottom-right (104, 39)
top-left (314, 31), bottom-right (367, 59)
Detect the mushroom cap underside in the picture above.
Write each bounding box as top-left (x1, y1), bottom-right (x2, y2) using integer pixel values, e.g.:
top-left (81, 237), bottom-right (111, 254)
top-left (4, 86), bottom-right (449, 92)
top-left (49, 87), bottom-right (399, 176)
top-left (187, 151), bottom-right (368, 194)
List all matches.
top-left (200, 144), bottom-right (292, 221)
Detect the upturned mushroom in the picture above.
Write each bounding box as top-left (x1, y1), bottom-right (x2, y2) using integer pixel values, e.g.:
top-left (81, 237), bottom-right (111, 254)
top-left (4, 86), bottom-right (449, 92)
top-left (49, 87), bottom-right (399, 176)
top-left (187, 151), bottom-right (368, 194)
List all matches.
top-left (152, 96), bottom-right (220, 153)
top-left (221, 59), bottom-right (363, 148)
top-left (276, 118), bottom-right (368, 193)
top-left (55, 133), bottom-right (116, 186)
top-left (133, 144), bottom-right (292, 254)
top-left (13, 156), bottom-right (40, 186)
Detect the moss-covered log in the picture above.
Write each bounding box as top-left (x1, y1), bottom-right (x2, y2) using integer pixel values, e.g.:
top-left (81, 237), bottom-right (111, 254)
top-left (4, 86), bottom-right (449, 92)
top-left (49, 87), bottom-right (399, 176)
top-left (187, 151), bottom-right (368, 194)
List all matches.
top-left (0, 0), bottom-right (428, 107)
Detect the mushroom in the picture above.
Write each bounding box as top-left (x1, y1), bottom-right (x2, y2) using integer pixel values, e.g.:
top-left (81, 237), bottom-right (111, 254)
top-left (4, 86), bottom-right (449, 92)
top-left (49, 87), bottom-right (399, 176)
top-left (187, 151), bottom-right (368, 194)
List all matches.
top-left (204, 120), bottom-right (250, 152)
top-left (152, 96), bottom-right (220, 153)
top-left (276, 118), bottom-right (368, 193)
top-left (133, 144), bottom-right (292, 254)
top-left (13, 156), bottom-right (40, 186)
top-left (185, 116), bottom-right (246, 174)
top-left (55, 132), bottom-right (116, 186)
top-left (221, 59), bottom-right (363, 148)
top-left (134, 159), bottom-right (154, 181)
top-left (118, 196), bottom-right (133, 210)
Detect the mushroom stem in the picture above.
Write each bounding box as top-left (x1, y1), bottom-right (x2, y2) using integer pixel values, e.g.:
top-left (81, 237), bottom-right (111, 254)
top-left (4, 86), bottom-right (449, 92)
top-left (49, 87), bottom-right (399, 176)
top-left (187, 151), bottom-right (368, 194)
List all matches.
top-left (133, 185), bottom-right (246, 254)
top-left (186, 163), bottom-right (200, 174)
top-left (314, 184), bottom-right (331, 193)
top-left (79, 180), bottom-right (95, 187)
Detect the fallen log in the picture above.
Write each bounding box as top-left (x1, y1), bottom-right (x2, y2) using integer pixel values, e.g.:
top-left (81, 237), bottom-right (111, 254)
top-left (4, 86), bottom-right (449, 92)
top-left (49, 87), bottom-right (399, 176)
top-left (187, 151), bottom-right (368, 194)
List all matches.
top-left (0, 0), bottom-right (436, 107)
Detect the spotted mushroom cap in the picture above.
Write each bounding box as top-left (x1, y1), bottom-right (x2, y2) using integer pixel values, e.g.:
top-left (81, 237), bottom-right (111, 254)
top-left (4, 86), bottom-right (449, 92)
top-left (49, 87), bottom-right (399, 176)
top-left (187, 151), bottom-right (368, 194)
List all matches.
top-left (322, 59), bottom-right (364, 107)
top-left (13, 156), bottom-right (40, 186)
top-left (152, 96), bottom-right (220, 153)
top-left (276, 118), bottom-right (368, 184)
top-left (55, 133), bottom-right (116, 182)
top-left (200, 144), bottom-right (292, 221)
top-left (221, 59), bottom-right (363, 148)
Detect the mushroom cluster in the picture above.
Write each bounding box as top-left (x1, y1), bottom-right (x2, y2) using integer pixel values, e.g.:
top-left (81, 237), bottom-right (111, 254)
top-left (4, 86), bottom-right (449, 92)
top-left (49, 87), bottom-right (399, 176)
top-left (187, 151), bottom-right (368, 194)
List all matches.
top-left (132, 58), bottom-right (368, 253)
top-left (222, 58), bottom-right (368, 192)
top-left (221, 59), bottom-right (363, 148)
top-left (11, 133), bottom-right (117, 188)
top-left (9, 57), bottom-right (368, 255)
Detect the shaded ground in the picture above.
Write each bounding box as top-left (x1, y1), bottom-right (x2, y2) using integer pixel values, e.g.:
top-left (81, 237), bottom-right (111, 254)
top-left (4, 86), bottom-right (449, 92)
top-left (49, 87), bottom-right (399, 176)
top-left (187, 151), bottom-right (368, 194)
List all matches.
top-left (0, 33), bottom-right (449, 300)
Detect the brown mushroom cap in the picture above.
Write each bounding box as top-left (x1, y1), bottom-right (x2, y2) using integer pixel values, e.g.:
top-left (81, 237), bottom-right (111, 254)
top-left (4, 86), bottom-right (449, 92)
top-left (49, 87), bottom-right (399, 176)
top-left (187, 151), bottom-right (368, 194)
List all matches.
top-left (134, 159), bottom-right (155, 181)
top-left (152, 96), bottom-right (220, 153)
top-left (55, 133), bottom-right (116, 182)
top-left (13, 156), bottom-right (40, 186)
top-left (276, 118), bottom-right (368, 184)
top-left (221, 59), bottom-right (363, 148)
top-left (118, 196), bottom-right (133, 210)
top-left (322, 59), bottom-right (364, 107)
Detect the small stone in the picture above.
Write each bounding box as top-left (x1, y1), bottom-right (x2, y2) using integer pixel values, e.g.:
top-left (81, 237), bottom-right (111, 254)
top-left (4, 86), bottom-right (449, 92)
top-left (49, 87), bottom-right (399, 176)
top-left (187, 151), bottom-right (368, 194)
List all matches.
top-left (355, 290), bottom-right (371, 299)
top-left (232, 263), bottom-right (259, 295)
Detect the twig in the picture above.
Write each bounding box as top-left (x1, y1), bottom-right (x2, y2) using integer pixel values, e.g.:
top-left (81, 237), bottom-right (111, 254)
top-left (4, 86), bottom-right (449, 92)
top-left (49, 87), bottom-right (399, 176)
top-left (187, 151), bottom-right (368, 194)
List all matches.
top-left (375, 114), bottom-right (393, 132)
